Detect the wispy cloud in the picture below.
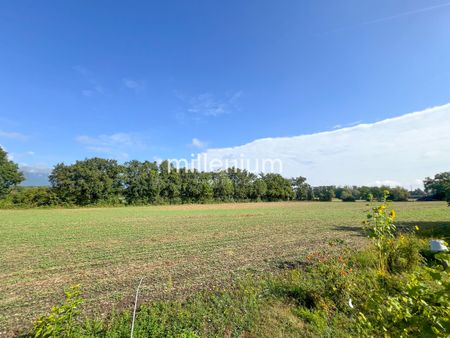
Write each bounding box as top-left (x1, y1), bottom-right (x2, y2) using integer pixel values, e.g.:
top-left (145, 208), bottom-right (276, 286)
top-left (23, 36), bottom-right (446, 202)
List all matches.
top-left (198, 103), bottom-right (450, 188)
top-left (123, 78), bottom-right (145, 91)
top-left (73, 66), bottom-right (105, 97)
top-left (177, 91), bottom-right (242, 119)
top-left (320, 1), bottom-right (450, 35)
top-left (332, 120), bottom-right (362, 129)
top-left (0, 130), bottom-right (28, 140)
top-left (75, 132), bottom-right (145, 159)
top-left (190, 137), bottom-right (207, 149)
top-left (363, 1), bottom-right (450, 25)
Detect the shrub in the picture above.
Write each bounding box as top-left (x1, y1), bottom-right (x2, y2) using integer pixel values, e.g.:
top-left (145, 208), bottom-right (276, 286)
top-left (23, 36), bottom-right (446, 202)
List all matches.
top-left (9, 186), bottom-right (59, 207)
top-left (386, 234), bottom-right (424, 274)
top-left (33, 285), bottom-right (83, 337)
top-left (357, 255), bottom-right (450, 336)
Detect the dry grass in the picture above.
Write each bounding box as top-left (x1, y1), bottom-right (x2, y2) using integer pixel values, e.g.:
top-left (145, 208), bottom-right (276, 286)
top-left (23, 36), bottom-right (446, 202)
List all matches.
top-left (0, 201), bottom-right (448, 335)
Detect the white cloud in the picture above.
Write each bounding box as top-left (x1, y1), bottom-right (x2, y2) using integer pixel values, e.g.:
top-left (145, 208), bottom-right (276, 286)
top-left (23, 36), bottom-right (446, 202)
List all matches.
top-left (20, 164), bottom-right (51, 175)
top-left (190, 137), bottom-right (207, 149)
top-left (123, 78), bottom-right (145, 91)
top-left (196, 103), bottom-right (450, 188)
top-left (75, 132), bottom-right (145, 159)
top-left (73, 66), bottom-right (105, 97)
top-left (178, 91), bottom-right (242, 118)
top-left (0, 130), bottom-right (27, 140)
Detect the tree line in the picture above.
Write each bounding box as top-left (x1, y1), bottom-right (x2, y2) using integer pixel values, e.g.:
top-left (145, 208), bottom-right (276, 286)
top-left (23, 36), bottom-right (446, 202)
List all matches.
top-left (1, 147), bottom-right (449, 207)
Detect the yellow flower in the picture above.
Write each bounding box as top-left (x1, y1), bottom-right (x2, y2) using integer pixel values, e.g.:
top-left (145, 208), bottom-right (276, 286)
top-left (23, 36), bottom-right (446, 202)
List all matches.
top-left (415, 225), bottom-right (420, 232)
top-left (389, 209), bottom-right (396, 220)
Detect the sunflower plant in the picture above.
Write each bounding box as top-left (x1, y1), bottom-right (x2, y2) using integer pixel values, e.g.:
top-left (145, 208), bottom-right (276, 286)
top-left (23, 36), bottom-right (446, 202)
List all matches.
top-left (363, 190), bottom-right (397, 273)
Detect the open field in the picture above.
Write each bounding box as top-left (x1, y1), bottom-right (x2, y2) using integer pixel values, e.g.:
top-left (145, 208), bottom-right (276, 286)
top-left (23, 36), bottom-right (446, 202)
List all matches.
top-left (0, 201), bottom-right (449, 334)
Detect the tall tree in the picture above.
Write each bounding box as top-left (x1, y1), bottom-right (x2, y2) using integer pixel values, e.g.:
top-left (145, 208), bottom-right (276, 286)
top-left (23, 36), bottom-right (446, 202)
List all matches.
top-left (261, 173), bottom-right (295, 201)
top-left (0, 147), bottom-right (24, 198)
top-left (49, 158), bottom-right (123, 205)
top-left (291, 176), bottom-right (312, 200)
top-left (123, 160), bottom-right (160, 204)
top-left (227, 168), bottom-right (255, 200)
top-left (424, 172), bottom-right (450, 201)
top-left (312, 186), bottom-right (335, 201)
top-left (211, 171), bottom-right (234, 201)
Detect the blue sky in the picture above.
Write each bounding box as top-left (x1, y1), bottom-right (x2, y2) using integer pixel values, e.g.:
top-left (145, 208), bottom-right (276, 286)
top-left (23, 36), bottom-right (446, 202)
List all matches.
top-left (1, 1), bottom-right (450, 184)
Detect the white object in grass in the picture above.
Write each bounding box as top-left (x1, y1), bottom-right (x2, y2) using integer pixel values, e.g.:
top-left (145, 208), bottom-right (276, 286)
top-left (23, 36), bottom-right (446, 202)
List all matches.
top-left (430, 240), bottom-right (449, 252)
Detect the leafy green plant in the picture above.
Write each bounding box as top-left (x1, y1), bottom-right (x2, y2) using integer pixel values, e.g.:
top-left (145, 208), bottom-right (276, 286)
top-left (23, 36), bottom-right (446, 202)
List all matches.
top-left (386, 234), bottom-right (424, 274)
top-left (357, 257), bottom-right (450, 337)
top-left (364, 190), bottom-right (397, 273)
top-left (33, 285), bottom-right (83, 337)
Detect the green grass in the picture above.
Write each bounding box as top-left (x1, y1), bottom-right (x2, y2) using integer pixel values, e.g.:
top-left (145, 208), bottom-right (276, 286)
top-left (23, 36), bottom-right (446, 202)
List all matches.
top-left (0, 201), bottom-right (448, 335)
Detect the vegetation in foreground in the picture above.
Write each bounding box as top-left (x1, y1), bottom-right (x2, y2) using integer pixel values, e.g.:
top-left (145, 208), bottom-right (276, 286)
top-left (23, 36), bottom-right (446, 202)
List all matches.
top-left (19, 195), bottom-right (450, 337)
top-left (2, 201), bottom-right (448, 335)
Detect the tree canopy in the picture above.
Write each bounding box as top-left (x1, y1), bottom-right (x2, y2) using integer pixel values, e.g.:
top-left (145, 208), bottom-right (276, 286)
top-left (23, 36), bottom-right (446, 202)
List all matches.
top-left (0, 147), bottom-right (24, 198)
top-left (3, 154), bottom-right (446, 207)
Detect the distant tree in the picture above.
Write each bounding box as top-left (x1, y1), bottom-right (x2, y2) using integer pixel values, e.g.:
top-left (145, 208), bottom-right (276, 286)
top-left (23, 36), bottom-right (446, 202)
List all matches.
top-left (424, 172), bottom-right (450, 201)
top-left (49, 158), bottom-right (123, 205)
top-left (251, 177), bottom-right (267, 201)
top-left (410, 188), bottom-right (426, 200)
top-left (211, 171), bottom-right (234, 201)
top-left (291, 176), bottom-right (312, 200)
top-left (159, 161), bottom-right (181, 203)
top-left (179, 169), bottom-right (213, 203)
top-left (123, 160), bottom-right (160, 204)
top-left (340, 187), bottom-right (356, 202)
top-left (312, 186), bottom-right (335, 201)
top-left (0, 147), bottom-right (24, 198)
top-left (262, 173), bottom-right (295, 201)
top-left (387, 186), bottom-right (409, 201)
top-left (358, 186), bottom-right (372, 201)
top-left (227, 168), bottom-right (255, 201)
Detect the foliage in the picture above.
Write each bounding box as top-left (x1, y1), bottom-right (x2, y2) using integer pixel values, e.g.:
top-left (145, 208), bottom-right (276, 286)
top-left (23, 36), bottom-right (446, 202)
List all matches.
top-left (424, 172), bottom-right (450, 201)
top-left (386, 234), bottom-right (424, 274)
top-left (357, 254), bottom-right (450, 337)
top-left (363, 190), bottom-right (397, 273)
top-left (33, 285), bottom-right (83, 337)
top-left (357, 192), bottom-right (450, 337)
top-left (291, 176), bottom-right (312, 200)
top-left (0, 146), bottom-right (24, 198)
top-left (49, 158), bottom-right (124, 205)
top-left (6, 152), bottom-right (449, 207)
top-left (8, 186), bottom-right (60, 207)
top-left (312, 186), bottom-right (335, 201)
top-left (260, 173), bottom-right (295, 201)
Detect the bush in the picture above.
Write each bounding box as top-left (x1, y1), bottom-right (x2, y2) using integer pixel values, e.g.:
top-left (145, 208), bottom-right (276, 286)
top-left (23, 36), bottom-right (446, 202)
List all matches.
top-left (386, 234), bottom-right (424, 274)
top-left (9, 186), bottom-right (60, 207)
top-left (33, 285), bottom-right (83, 337)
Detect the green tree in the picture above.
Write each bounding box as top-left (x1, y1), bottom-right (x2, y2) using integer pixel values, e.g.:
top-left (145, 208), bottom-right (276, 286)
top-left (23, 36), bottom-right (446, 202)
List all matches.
top-left (123, 160), bottom-right (161, 204)
top-left (387, 186), bottom-right (409, 201)
top-left (340, 187), bottom-right (355, 202)
top-left (0, 146), bottom-right (24, 198)
top-left (424, 172), bottom-right (450, 201)
top-left (250, 177), bottom-right (267, 201)
top-left (312, 186), bottom-right (335, 201)
top-left (159, 161), bottom-right (181, 203)
top-left (226, 168), bottom-right (255, 201)
top-left (291, 176), bottom-right (312, 200)
top-left (49, 158), bottom-right (123, 205)
top-left (180, 169), bottom-right (213, 203)
top-left (211, 171), bottom-right (234, 201)
top-left (261, 173), bottom-right (294, 201)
